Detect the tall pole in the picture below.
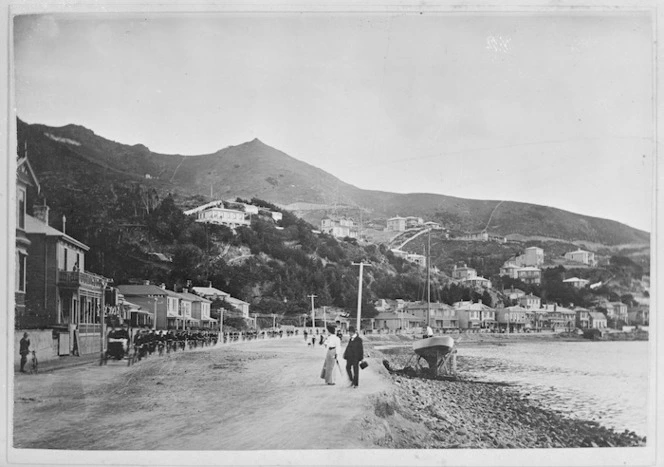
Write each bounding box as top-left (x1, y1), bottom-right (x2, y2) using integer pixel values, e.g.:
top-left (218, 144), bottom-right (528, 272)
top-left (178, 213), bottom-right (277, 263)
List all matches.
top-left (352, 261), bottom-right (372, 332)
top-left (323, 306), bottom-right (327, 330)
top-left (307, 294), bottom-right (317, 333)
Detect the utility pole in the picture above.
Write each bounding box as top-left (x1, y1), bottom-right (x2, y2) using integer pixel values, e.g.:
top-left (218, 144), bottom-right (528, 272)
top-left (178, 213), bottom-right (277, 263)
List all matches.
top-left (352, 261), bottom-right (372, 332)
top-left (307, 294), bottom-right (317, 333)
top-left (323, 306), bottom-right (327, 330)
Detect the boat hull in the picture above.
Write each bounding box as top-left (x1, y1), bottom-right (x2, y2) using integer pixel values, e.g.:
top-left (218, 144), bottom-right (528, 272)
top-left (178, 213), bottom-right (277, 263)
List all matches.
top-left (412, 335), bottom-right (455, 357)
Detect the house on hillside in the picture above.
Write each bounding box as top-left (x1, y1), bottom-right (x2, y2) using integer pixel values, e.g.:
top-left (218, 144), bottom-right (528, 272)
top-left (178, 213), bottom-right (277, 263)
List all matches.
top-left (499, 262), bottom-right (521, 278)
top-left (452, 264), bottom-right (477, 281)
top-left (456, 231), bottom-right (489, 242)
top-left (462, 276), bottom-right (493, 289)
top-left (562, 277), bottom-right (590, 289)
top-left (386, 216), bottom-right (407, 232)
top-left (321, 216), bottom-right (358, 239)
top-left (518, 293), bottom-right (541, 310)
top-left (516, 267), bottom-right (542, 285)
top-left (371, 311), bottom-right (421, 331)
top-left (565, 248), bottom-right (597, 267)
top-left (503, 287), bottom-right (526, 303)
top-left (515, 247), bottom-right (544, 267)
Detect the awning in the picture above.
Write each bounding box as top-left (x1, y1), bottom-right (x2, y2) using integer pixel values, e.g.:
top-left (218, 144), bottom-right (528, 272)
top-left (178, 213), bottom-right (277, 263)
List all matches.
top-left (167, 312), bottom-right (180, 318)
top-left (131, 310), bottom-right (152, 315)
top-left (186, 317), bottom-right (200, 323)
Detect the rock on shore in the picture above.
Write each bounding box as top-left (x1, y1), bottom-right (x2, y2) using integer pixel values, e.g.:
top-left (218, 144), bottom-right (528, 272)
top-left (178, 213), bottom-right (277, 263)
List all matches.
top-left (361, 337), bottom-right (646, 449)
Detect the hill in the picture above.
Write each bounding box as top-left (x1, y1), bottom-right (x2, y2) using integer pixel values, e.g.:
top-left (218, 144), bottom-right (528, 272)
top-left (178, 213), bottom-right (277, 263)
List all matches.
top-left (17, 118), bottom-right (649, 247)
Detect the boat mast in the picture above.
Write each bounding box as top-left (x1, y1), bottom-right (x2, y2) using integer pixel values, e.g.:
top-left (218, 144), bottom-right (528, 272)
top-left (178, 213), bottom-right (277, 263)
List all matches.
top-left (426, 229), bottom-right (431, 327)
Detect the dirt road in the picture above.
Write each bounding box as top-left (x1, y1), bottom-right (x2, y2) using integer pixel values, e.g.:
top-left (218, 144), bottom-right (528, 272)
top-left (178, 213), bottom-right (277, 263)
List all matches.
top-left (13, 337), bottom-right (389, 450)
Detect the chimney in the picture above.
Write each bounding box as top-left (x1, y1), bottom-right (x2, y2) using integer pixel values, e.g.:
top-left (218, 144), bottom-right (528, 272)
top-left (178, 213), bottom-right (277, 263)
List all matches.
top-left (143, 280), bottom-right (150, 286)
top-left (208, 281), bottom-right (213, 288)
top-left (62, 215), bottom-right (66, 234)
top-left (160, 283), bottom-right (166, 290)
top-left (33, 203), bottom-right (50, 224)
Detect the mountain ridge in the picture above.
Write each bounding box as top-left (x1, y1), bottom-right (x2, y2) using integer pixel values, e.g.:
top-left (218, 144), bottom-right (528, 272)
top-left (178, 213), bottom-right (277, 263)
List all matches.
top-left (17, 118), bottom-right (649, 247)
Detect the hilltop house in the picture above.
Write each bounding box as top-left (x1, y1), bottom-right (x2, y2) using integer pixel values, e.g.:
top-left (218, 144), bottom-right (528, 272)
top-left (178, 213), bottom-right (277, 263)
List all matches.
top-left (320, 216), bottom-right (358, 239)
top-left (565, 248), bottom-right (597, 267)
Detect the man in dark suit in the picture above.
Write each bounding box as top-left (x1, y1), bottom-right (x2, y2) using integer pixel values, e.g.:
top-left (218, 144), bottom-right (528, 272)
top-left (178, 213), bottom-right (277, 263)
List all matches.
top-left (343, 326), bottom-right (363, 388)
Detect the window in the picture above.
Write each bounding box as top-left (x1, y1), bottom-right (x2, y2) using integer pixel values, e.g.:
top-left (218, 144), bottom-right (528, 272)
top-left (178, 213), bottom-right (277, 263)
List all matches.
top-left (63, 247), bottom-right (68, 271)
top-left (17, 188), bottom-right (26, 230)
top-left (16, 252), bottom-right (26, 292)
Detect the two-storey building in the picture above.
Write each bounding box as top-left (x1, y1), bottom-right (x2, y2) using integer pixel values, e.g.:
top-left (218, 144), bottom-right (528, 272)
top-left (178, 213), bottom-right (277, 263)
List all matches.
top-left (589, 311), bottom-right (608, 329)
top-left (564, 248), bottom-right (597, 267)
top-left (515, 246), bottom-right (544, 267)
top-left (117, 284), bottom-right (183, 330)
top-left (518, 293), bottom-right (541, 310)
top-left (575, 307), bottom-right (591, 329)
top-left (496, 305), bottom-right (528, 332)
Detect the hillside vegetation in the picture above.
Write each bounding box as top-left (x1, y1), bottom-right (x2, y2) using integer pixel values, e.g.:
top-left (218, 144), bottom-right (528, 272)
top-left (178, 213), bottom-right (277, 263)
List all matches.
top-left (18, 118), bottom-right (650, 246)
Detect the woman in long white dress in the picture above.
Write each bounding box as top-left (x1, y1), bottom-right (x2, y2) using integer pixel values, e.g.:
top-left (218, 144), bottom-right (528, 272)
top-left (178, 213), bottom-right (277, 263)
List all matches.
top-left (321, 326), bottom-right (340, 385)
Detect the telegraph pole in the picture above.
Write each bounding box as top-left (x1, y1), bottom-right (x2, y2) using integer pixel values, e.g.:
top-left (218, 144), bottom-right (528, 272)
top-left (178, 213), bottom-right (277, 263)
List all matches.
top-left (307, 294), bottom-right (317, 333)
top-left (352, 261), bottom-right (372, 332)
top-left (323, 306), bottom-right (327, 330)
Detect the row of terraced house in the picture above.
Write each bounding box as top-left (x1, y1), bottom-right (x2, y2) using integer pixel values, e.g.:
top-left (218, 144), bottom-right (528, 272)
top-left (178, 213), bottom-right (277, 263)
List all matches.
top-left (14, 154), bottom-right (249, 367)
top-left (371, 293), bottom-right (646, 333)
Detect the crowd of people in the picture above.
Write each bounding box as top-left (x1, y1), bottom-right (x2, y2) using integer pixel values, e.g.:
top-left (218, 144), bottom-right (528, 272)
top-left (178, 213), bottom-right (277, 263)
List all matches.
top-left (104, 325), bottom-right (301, 362)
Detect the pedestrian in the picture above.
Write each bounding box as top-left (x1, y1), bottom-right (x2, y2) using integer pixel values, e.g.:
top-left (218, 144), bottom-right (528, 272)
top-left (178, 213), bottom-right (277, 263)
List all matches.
top-left (311, 335), bottom-right (316, 347)
top-left (319, 333), bottom-right (324, 346)
top-left (320, 326), bottom-right (340, 385)
top-left (19, 332), bottom-right (30, 373)
top-left (343, 326), bottom-right (363, 388)
top-left (424, 325), bottom-right (434, 339)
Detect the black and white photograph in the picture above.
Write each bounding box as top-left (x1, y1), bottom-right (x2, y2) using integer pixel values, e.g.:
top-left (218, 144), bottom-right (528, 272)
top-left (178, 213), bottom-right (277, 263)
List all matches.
top-left (2, 1), bottom-right (660, 466)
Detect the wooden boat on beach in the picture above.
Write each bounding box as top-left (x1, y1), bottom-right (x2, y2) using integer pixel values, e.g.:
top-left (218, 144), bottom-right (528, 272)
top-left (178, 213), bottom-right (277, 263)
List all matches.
top-left (411, 229), bottom-right (457, 377)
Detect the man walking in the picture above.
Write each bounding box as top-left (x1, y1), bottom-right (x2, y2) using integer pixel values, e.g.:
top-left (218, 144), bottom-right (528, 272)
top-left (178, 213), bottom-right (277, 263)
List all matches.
top-left (343, 326), bottom-right (363, 388)
top-left (19, 332), bottom-right (30, 373)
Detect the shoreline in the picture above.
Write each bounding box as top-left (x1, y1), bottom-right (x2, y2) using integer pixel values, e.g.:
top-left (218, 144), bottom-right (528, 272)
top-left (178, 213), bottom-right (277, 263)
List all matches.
top-left (360, 334), bottom-right (647, 449)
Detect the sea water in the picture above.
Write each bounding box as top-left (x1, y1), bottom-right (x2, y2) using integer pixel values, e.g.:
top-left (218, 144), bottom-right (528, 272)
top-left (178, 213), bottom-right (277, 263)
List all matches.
top-left (457, 340), bottom-right (649, 436)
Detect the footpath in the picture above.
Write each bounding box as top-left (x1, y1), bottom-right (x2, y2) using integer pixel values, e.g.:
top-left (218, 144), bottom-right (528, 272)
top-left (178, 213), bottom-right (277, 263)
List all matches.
top-left (13, 335), bottom-right (392, 450)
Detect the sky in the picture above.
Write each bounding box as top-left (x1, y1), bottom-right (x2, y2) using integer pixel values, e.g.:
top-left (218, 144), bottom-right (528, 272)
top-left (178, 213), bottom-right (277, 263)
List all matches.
top-left (13, 11), bottom-right (654, 232)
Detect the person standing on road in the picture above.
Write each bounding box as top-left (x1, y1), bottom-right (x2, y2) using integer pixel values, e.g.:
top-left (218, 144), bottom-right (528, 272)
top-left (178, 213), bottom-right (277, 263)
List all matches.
top-left (19, 332), bottom-right (31, 373)
top-left (321, 326), bottom-right (340, 385)
top-left (343, 326), bottom-right (363, 388)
